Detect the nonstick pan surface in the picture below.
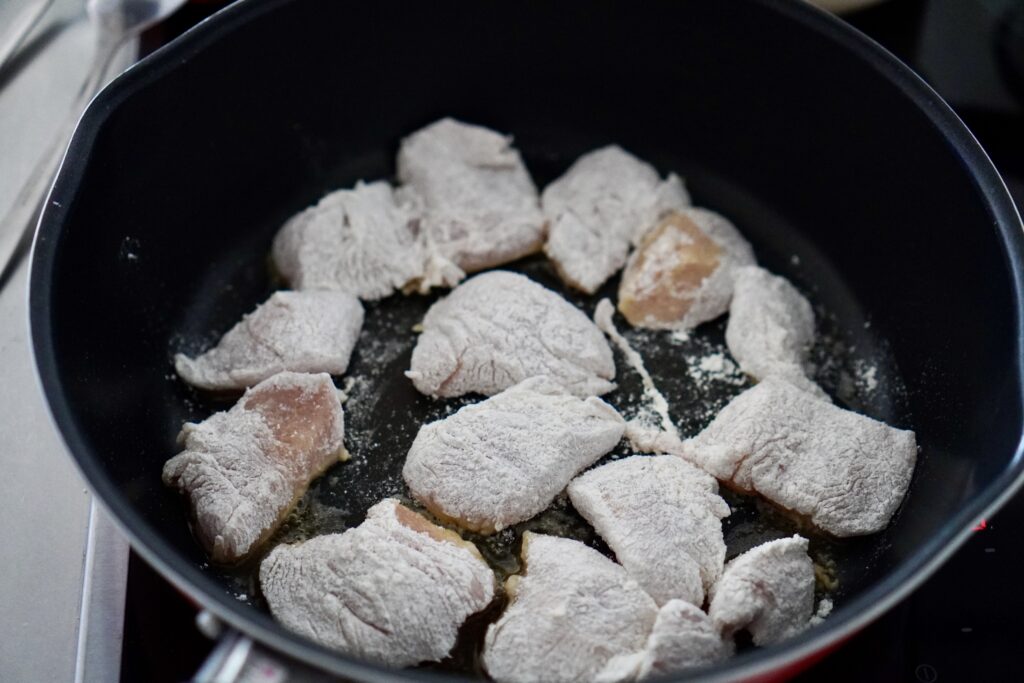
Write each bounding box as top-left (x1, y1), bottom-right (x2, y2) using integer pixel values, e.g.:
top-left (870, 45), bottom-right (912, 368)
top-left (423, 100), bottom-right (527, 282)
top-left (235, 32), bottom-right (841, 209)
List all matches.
top-left (29, 0), bottom-right (1024, 680)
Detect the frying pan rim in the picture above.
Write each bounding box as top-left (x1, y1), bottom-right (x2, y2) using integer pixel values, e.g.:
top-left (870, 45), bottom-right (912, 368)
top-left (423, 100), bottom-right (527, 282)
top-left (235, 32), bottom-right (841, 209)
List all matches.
top-left (27, 0), bottom-right (1024, 680)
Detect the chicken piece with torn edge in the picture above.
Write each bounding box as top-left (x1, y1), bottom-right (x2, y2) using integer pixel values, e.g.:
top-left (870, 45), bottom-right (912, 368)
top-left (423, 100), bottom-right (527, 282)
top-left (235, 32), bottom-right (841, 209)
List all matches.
top-left (542, 145), bottom-right (691, 294)
top-left (567, 455), bottom-right (729, 607)
top-left (271, 180), bottom-right (425, 299)
top-left (684, 377), bottom-right (916, 536)
top-left (396, 118), bottom-right (545, 288)
top-left (407, 271), bottom-right (616, 398)
top-left (483, 532), bottom-right (658, 683)
top-left (174, 290), bottom-right (364, 392)
top-left (260, 498), bottom-right (495, 667)
top-left (404, 376), bottom-right (625, 534)
top-left (708, 535), bottom-right (815, 646)
top-left (596, 599), bottom-right (735, 683)
top-left (618, 208), bottom-right (755, 331)
top-left (162, 371), bottom-right (346, 564)
top-left (725, 265), bottom-right (825, 399)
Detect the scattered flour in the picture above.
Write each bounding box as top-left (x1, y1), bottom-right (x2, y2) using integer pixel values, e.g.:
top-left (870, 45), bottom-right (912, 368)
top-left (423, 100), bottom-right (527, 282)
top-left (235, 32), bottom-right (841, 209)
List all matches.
top-left (593, 299), bottom-right (679, 440)
top-left (689, 352), bottom-right (746, 389)
top-left (810, 597), bottom-right (834, 626)
top-left (855, 360), bottom-right (879, 393)
top-left (337, 376), bottom-right (359, 403)
top-left (623, 420), bottom-right (687, 456)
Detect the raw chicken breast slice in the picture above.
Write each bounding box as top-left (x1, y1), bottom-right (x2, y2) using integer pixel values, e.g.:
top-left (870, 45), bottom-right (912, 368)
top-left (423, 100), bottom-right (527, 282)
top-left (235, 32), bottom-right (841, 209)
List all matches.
top-left (618, 208), bottom-right (755, 331)
top-left (708, 535), bottom-right (815, 646)
top-left (542, 145), bottom-right (691, 294)
top-left (396, 118), bottom-right (545, 287)
top-left (725, 265), bottom-right (826, 399)
top-left (260, 498), bottom-right (495, 667)
top-left (684, 377), bottom-right (917, 536)
top-left (174, 290), bottom-right (364, 391)
top-left (483, 533), bottom-right (658, 683)
top-left (404, 376), bottom-right (625, 534)
top-left (162, 372), bottom-right (346, 563)
top-left (271, 180), bottom-right (425, 299)
top-left (597, 599), bottom-right (735, 682)
top-left (568, 455), bottom-right (730, 607)
top-left (407, 271), bottom-right (616, 398)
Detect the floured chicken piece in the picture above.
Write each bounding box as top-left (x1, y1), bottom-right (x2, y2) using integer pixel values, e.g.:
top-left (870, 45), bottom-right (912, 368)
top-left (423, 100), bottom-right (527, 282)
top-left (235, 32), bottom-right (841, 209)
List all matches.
top-left (618, 208), bottom-right (756, 331)
top-left (708, 536), bottom-right (814, 646)
top-left (567, 455), bottom-right (729, 607)
top-left (597, 600), bottom-right (735, 683)
top-left (404, 376), bottom-right (625, 533)
top-left (684, 377), bottom-right (917, 536)
top-left (483, 533), bottom-right (658, 683)
top-left (543, 145), bottom-right (691, 294)
top-left (260, 498), bottom-right (495, 667)
top-left (407, 271), bottom-right (616, 398)
top-left (271, 180), bottom-right (424, 299)
top-left (725, 265), bottom-right (825, 398)
top-left (396, 118), bottom-right (545, 287)
top-left (174, 290), bottom-right (364, 391)
top-left (162, 372), bottom-right (346, 563)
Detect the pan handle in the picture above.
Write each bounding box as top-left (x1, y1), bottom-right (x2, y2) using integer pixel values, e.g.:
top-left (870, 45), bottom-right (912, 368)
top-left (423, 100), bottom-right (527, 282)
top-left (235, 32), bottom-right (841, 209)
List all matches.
top-left (192, 630), bottom-right (256, 683)
top-left (191, 616), bottom-right (339, 683)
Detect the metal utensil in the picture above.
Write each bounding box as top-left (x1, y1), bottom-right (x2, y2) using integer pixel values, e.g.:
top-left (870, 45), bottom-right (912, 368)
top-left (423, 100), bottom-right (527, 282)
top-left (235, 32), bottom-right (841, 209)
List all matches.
top-left (0, 0), bottom-right (187, 286)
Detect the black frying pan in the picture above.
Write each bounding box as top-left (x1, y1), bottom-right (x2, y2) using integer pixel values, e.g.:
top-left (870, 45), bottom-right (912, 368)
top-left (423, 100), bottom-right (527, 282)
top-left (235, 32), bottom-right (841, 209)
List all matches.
top-left (28, 0), bottom-right (1024, 680)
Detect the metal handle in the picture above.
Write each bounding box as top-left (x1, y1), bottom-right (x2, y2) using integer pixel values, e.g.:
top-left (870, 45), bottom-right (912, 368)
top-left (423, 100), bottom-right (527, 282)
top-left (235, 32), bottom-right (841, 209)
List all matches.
top-left (191, 616), bottom-right (342, 683)
top-left (193, 630), bottom-right (259, 683)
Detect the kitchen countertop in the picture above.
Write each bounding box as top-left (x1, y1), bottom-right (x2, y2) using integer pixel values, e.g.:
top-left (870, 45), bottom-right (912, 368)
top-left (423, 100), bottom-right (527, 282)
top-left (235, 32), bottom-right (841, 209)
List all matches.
top-left (0, 2), bottom-right (135, 681)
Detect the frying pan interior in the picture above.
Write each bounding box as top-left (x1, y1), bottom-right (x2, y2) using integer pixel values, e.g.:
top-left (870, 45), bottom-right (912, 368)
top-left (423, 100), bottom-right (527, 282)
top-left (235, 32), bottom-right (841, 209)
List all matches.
top-left (29, 0), bottom-right (1024, 679)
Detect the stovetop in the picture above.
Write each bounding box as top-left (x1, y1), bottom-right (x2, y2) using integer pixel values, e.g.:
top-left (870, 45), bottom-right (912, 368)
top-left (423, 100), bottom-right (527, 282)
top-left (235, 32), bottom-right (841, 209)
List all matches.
top-left (121, 1), bottom-right (1024, 681)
